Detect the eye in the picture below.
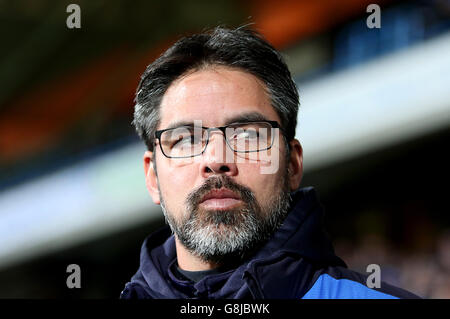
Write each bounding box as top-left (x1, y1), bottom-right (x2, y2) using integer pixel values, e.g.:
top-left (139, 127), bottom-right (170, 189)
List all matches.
top-left (172, 134), bottom-right (201, 148)
top-left (232, 130), bottom-right (258, 140)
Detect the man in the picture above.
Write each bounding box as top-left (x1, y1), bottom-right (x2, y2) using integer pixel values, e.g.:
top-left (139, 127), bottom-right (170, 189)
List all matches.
top-left (120, 27), bottom-right (418, 299)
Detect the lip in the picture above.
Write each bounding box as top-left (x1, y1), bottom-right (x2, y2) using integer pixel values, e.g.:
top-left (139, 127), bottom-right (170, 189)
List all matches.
top-left (199, 188), bottom-right (242, 209)
top-left (200, 188), bottom-right (241, 203)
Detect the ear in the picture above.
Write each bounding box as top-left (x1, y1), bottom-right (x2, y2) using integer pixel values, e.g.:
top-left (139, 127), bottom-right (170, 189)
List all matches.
top-left (143, 151), bottom-right (161, 205)
top-left (287, 139), bottom-right (303, 191)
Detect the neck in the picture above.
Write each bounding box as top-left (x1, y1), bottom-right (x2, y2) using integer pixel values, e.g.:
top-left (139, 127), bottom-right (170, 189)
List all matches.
top-left (174, 236), bottom-right (221, 271)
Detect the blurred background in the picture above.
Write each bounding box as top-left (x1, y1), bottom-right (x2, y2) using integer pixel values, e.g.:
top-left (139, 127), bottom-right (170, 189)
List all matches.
top-left (0, 0), bottom-right (449, 298)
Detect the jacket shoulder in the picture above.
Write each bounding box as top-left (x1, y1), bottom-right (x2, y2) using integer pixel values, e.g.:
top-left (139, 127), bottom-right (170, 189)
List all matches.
top-left (120, 282), bottom-right (153, 299)
top-left (301, 266), bottom-right (421, 299)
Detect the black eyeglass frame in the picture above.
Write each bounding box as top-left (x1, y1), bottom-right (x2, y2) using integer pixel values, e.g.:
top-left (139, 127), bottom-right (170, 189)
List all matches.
top-left (154, 120), bottom-right (285, 159)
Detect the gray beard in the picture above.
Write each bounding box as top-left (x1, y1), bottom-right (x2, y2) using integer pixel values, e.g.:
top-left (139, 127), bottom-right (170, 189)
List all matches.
top-left (160, 173), bottom-right (292, 264)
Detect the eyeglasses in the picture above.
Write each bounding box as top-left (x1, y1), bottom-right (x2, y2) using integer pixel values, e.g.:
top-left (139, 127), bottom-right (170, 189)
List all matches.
top-left (154, 120), bottom-right (283, 158)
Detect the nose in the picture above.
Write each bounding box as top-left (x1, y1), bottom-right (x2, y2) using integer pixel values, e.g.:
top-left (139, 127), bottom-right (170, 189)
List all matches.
top-left (199, 130), bottom-right (238, 178)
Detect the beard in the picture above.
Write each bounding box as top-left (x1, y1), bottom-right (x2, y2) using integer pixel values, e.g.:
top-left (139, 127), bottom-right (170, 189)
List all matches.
top-left (159, 172), bottom-right (292, 264)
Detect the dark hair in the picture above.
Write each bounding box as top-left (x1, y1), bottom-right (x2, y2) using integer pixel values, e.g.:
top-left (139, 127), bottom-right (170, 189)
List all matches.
top-left (133, 26), bottom-right (299, 152)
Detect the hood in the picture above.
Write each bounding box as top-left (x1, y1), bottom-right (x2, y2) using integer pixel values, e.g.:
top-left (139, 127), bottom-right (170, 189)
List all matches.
top-left (123, 186), bottom-right (346, 299)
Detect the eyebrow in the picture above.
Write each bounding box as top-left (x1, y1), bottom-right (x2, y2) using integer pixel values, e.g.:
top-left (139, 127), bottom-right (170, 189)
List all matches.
top-left (163, 112), bottom-right (271, 130)
top-left (224, 112), bottom-right (271, 125)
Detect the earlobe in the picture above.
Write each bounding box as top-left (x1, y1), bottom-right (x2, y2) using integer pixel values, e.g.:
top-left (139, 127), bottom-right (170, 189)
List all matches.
top-left (288, 139), bottom-right (303, 191)
top-left (143, 151), bottom-right (161, 205)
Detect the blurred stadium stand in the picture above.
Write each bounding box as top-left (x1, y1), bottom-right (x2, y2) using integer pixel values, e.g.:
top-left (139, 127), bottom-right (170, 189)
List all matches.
top-left (0, 0), bottom-right (449, 298)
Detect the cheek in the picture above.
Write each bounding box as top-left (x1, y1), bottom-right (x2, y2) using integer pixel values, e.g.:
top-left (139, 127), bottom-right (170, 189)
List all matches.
top-left (241, 149), bottom-right (288, 200)
top-left (158, 164), bottom-right (198, 211)
top-left (238, 163), bottom-right (281, 198)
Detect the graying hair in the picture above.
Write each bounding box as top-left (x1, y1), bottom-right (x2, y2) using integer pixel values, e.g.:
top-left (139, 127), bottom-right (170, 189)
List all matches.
top-left (133, 26), bottom-right (299, 152)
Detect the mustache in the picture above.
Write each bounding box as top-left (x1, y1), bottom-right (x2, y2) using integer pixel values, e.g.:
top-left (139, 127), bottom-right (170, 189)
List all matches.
top-left (185, 175), bottom-right (256, 210)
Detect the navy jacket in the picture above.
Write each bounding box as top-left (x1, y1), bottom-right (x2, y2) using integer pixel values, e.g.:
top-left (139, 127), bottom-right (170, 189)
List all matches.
top-left (120, 187), bottom-right (420, 299)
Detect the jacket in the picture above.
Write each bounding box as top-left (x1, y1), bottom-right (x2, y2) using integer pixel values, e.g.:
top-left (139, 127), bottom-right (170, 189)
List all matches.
top-left (120, 186), bottom-right (420, 299)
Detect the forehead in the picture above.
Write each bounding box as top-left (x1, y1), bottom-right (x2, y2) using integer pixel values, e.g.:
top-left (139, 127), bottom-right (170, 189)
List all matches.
top-left (158, 66), bottom-right (280, 129)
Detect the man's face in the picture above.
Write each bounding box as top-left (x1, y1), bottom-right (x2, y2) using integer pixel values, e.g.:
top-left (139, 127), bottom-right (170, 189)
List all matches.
top-left (144, 66), bottom-right (300, 262)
